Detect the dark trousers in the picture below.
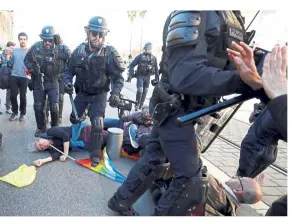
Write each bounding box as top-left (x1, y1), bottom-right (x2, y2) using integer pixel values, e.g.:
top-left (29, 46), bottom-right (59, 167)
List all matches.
top-left (238, 108), bottom-right (282, 177)
top-left (5, 89), bottom-right (11, 110)
top-left (10, 76), bottom-right (28, 115)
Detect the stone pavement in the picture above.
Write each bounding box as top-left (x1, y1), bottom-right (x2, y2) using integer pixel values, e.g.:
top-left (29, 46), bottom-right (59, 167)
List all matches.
top-left (202, 117), bottom-right (287, 215)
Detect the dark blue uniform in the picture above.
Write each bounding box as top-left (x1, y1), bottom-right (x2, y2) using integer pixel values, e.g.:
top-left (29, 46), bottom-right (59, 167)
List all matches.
top-left (237, 107), bottom-right (283, 178)
top-left (108, 11), bottom-right (253, 216)
top-left (64, 42), bottom-right (124, 166)
top-left (24, 41), bottom-right (70, 136)
top-left (129, 51), bottom-right (158, 109)
top-left (45, 43), bottom-right (70, 124)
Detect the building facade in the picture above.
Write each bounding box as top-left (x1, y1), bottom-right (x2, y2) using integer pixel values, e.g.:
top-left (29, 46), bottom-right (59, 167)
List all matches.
top-left (0, 10), bottom-right (14, 50)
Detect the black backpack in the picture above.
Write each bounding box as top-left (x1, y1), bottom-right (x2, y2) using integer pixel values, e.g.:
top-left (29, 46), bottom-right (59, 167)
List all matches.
top-left (0, 63), bottom-right (12, 89)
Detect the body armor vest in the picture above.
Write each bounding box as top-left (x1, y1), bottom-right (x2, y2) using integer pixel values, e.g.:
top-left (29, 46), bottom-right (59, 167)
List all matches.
top-left (136, 53), bottom-right (156, 76)
top-left (34, 42), bottom-right (60, 82)
top-left (73, 44), bottom-right (109, 95)
top-left (158, 11), bottom-right (246, 110)
top-left (206, 11), bottom-right (245, 70)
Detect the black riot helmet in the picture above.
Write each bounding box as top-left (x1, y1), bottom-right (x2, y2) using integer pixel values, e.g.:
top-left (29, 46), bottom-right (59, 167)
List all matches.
top-left (39, 25), bottom-right (56, 40)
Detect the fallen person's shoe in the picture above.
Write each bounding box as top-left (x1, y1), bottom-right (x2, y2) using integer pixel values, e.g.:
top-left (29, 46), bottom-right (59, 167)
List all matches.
top-left (225, 176), bottom-right (263, 204)
top-left (129, 124), bottom-right (139, 148)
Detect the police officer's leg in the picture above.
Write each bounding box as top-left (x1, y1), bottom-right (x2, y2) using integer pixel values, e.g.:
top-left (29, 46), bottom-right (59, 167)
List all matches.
top-left (154, 109), bottom-right (209, 216)
top-left (47, 87), bottom-right (59, 127)
top-left (88, 93), bottom-right (108, 167)
top-left (139, 76), bottom-right (150, 109)
top-left (58, 79), bottom-right (64, 124)
top-left (237, 108), bottom-right (280, 178)
top-left (135, 77), bottom-right (143, 110)
top-left (33, 89), bottom-right (46, 137)
top-left (108, 127), bottom-right (167, 215)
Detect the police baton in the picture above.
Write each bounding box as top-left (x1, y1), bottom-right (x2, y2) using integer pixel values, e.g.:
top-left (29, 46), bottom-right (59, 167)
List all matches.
top-left (177, 90), bottom-right (267, 124)
top-left (69, 94), bottom-right (79, 120)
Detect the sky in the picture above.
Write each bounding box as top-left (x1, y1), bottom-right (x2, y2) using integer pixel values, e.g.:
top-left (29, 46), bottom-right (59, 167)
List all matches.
top-left (1, 0), bottom-right (289, 60)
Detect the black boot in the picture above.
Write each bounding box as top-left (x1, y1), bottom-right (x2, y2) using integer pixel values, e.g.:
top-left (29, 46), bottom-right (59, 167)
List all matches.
top-left (58, 94), bottom-right (64, 124)
top-left (91, 117), bottom-right (104, 167)
top-left (139, 92), bottom-right (147, 109)
top-left (153, 176), bottom-right (209, 216)
top-left (108, 157), bottom-right (167, 216)
top-left (50, 103), bottom-right (59, 127)
top-left (34, 111), bottom-right (46, 137)
top-left (135, 90), bottom-right (143, 110)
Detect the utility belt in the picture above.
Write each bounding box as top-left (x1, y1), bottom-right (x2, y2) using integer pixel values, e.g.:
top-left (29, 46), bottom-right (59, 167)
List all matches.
top-left (151, 82), bottom-right (182, 126)
top-left (151, 82), bottom-right (220, 126)
top-left (81, 82), bottom-right (108, 96)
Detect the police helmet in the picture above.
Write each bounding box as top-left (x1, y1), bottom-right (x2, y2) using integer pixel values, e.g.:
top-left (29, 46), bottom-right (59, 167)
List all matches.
top-left (39, 25), bottom-right (56, 40)
top-left (86, 16), bottom-right (109, 34)
top-left (143, 42), bottom-right (152, 51)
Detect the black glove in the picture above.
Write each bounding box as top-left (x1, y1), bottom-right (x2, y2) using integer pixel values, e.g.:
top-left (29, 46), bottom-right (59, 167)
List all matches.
top-left (28, 80), bottom-right (33, 91)
top-left (108, 93), bottom-right (120, 108)
top-left (151, 79), bottom-right (158, 86)
top-left (64, 83), bottom-right (73, 95)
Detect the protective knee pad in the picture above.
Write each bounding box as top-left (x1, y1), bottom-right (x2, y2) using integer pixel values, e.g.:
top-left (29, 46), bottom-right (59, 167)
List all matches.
top-left (137, 87), bottom-right (143, 93)
top-left (34, 102), bottom-right (44, 112)
top-left (115, 158), bottom-right (168, 208)
top-left (50, 103), bottom-right (59, 113)
top-left (155, 175), bottom-right (209, 216)
top-left (248, 145), bottom-right (278, 178)
top-left (92, 117), bottom-right (104, 133)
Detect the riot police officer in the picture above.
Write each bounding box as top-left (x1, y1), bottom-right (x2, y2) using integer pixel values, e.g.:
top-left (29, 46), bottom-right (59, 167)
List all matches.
top-left (24, 26), bottom-right (71, 137)
top-left (45, 34), bottom-right (70, 125)
top-left (108, 11), bottom-right (263, 216)
top-left (129, 42), bottom-right (158, 110)
top-left (64, 16), bottom-right (124, 167)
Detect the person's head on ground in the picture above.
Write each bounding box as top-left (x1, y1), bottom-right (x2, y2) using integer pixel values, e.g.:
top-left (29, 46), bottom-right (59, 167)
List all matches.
top-left (35, 138), bottom-right (51, 151)
top-left (18, 32), bottom-right (28, 48)
top-left (225, 176), bottom-right (262, 204)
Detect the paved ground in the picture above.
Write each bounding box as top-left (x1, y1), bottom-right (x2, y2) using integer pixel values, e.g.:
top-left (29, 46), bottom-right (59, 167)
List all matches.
top-left (0, 74), bottom-right (287, 216)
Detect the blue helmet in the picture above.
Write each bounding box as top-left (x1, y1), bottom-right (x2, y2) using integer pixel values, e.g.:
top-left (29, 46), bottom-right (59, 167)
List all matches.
top-left (39, 25), bottom-right (56, 40)
top-left (86, 16), bottom-right (108, 33)
top-left (143, 42), bottom-right (152, 50)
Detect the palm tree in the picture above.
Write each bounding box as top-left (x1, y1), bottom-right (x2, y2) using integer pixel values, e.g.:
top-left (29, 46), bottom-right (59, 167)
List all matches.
top-left (127, 10), bottom-right (137, 55)
top-left (139, 10), bottom-right (147, 51)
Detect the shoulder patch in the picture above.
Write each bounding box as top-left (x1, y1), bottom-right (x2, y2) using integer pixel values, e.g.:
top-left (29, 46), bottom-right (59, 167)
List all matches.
top-left (109, 46), bottom-right (125, 72)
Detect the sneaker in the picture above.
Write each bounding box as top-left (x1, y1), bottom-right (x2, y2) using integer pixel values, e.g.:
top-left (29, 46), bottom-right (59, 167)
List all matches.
top-left (58, 118), bottom-right (62, 124)
top-left (6, 109), bottom-right (13, 114)
top-left (19, 114), bottom-right (26, 122)
top-left (129, 124), bottom-right (139, 148)
top-left (9, 113), bottom-right (19, 121)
